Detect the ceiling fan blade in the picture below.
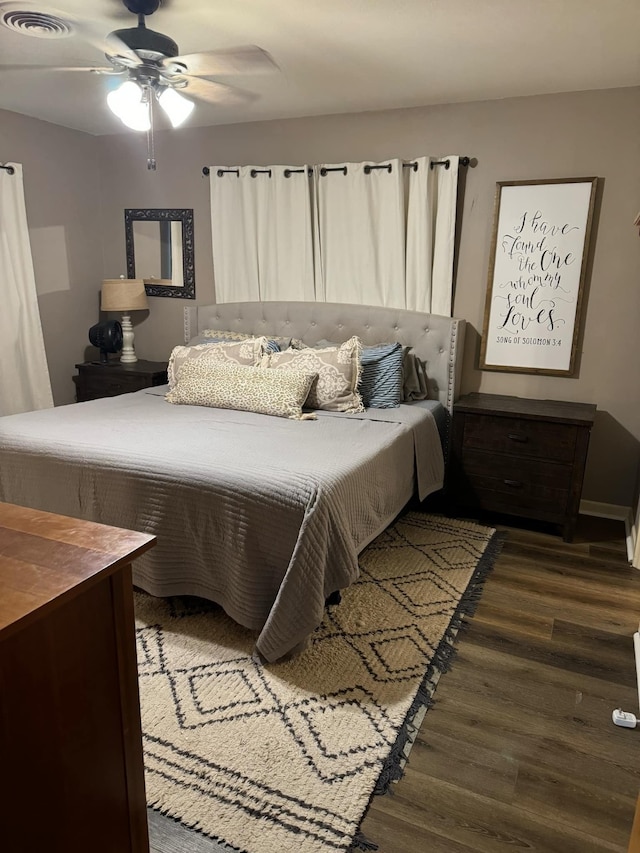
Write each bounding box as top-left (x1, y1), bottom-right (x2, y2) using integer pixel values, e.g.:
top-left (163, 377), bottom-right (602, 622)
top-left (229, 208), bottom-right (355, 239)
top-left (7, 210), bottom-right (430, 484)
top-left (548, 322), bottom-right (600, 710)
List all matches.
top-left (74, 21), bottom-right (142, 67)
top-left (179, 78), bottom-right (257, 106)
top-left (164, 46), bottom-right (278, 78)
top-left (0, 64), bottom-right (115, 73)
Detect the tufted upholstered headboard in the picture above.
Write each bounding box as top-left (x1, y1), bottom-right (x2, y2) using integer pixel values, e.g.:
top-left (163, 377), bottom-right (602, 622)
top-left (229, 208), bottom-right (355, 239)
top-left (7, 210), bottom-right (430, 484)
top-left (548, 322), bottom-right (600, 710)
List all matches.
top-left (184, 301), bottom-right (465, 414)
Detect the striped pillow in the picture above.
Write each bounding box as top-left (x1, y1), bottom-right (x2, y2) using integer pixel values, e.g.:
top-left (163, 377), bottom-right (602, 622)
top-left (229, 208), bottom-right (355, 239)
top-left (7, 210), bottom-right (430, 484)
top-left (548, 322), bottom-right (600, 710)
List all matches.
top-left (359, 342), bottom-right (404, 408)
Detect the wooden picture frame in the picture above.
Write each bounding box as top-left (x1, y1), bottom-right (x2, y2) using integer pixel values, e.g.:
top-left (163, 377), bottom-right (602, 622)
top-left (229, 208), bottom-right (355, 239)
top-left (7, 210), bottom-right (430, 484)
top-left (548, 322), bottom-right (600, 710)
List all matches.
top-left (480, 177), bottom-right (598, 375)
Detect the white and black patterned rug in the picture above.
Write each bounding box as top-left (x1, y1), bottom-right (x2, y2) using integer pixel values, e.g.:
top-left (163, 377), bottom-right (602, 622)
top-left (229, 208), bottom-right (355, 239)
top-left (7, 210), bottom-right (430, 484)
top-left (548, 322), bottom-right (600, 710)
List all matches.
top-left (135, 511), bottom-right (500, 853)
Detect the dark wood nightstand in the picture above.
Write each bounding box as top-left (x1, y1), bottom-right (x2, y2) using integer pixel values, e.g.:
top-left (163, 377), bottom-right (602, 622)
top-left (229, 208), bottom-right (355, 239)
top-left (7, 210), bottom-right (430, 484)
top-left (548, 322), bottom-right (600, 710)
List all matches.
top-left (450, 393), bottom-right (596, 542)
top-left (73, 359), bottom-right (168, 402)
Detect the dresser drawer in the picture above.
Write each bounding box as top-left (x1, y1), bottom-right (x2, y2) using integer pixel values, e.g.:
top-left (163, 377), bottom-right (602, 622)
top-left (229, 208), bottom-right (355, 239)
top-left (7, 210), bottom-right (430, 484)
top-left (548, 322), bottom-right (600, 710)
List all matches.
top-left (463, 413), bottom-right (578, 463)
top-left (461, 449), bottom-right (570, 519)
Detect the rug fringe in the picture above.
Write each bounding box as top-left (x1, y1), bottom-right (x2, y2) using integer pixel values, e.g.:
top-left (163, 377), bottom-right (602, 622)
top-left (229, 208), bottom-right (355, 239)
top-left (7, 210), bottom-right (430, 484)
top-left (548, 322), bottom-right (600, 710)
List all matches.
top-left (349, 830), bottom-right (379, 850)
top-left (371, 526), bottom-right (506, 798)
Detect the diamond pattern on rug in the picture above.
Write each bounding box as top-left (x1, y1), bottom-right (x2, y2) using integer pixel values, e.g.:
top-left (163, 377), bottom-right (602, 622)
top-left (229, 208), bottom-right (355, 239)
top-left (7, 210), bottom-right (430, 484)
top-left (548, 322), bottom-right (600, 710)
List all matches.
top-left (329, 621), bottom-right (436, 684)
top-left (135, 512), bottom-right (499, 853)
top-left (172, 659), bottom-right (279, 729)
top-left (378, 570), bottom-right (462, 617)
top-left (137, 627), bottom-right (279, 729)
top-left (282, 687), bottom-right (397, 781)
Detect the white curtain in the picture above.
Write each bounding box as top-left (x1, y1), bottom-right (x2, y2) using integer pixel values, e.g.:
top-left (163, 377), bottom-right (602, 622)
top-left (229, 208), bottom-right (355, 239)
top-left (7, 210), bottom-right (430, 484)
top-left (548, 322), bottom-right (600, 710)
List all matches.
top-left (405, 155), bottom-right (459, 315)
top-left (0, 163), bottom-right (53, 416)
top-left (209, 165), bottom-right (315, 303)
top-left (208, 156), bottom-right (460, 315)
top-left (313, 160), bottom-right (406, 307)
top-left (315, 155), bottom-right (459, 314)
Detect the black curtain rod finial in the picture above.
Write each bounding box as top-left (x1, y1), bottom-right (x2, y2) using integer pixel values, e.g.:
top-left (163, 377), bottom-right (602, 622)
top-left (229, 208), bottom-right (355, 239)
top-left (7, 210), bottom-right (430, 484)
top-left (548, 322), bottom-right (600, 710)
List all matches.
top-left (0, 163), bottom-right (15, 174)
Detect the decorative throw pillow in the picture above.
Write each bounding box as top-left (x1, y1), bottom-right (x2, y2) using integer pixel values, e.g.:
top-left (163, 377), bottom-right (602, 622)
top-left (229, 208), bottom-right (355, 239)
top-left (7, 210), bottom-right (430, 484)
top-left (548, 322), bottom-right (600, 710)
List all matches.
top-left (262, 336), bottom-right (364, 413)
top-left (298, 337), bottom-right (425, 405)
top-left (199, 328), bottom-right (252, 342)
top-left (166, 360), bottom-right (318, 420)
top-left (190, 333), bottom-right (281, 353)
top-left (360, 342), bottom-right (404, 408)
top-left (402, 347), bottom-right (429, 401)
top-left (199, 328), bottom-right (306, 351)
top-left (167, 337), bottom-right (267, 390)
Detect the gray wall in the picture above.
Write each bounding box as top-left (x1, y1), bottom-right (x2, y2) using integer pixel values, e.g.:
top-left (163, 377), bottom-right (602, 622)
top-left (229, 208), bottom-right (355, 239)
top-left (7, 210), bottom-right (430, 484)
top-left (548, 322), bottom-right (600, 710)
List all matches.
top-left (4, 87), bottom-right (640, 507)
top-left (97, 86), bottom-right (640, 508)
top-left (1, 109), bottom-right (103, 406)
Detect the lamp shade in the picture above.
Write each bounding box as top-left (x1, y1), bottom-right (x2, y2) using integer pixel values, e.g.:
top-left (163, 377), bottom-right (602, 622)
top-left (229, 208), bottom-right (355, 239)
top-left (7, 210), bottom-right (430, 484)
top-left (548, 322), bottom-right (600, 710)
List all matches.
top-left (101, 279), bottom-right (149, 312)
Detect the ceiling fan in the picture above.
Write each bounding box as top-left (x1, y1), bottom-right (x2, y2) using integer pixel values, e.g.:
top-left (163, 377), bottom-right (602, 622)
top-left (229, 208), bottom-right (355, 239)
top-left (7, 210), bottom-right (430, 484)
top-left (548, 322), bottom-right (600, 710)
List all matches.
top-left (1, 0), bottom-right (277, 163)
top-left (101, 0), bottom-right (278, 119)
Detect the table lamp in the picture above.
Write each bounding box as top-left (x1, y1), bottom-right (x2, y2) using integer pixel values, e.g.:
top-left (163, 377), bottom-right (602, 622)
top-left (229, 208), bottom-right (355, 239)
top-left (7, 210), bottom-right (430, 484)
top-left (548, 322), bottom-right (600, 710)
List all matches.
top-left (101, 277), bottom-right (149, 364)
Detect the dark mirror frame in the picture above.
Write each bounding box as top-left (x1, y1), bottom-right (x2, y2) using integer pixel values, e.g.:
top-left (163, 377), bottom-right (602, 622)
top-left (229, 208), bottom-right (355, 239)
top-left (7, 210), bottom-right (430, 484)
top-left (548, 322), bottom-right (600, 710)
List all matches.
top-left (125, 208), bottom-right (195, 299)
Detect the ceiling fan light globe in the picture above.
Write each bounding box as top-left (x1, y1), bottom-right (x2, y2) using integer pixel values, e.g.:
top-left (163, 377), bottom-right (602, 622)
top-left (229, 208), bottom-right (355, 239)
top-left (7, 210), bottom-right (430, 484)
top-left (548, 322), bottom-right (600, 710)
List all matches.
top-left (107, 79), bottom-right (140, 114)
top-left (119, 103), bottom-right (151, 131)
top-left (107, 80), bottom-right (150, 131)
top-left (158, 86), bottom-right (194, 127)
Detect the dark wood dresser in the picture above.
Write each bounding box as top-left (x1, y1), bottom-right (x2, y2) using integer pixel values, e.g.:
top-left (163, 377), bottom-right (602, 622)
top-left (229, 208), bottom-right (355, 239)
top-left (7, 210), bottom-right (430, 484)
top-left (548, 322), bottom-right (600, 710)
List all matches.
top-left (74, 359), bottom-right (168, 402)
top-left (450, 393), bottom-right (596, 541)
top-left (0, 502), bottom-right (155, 853)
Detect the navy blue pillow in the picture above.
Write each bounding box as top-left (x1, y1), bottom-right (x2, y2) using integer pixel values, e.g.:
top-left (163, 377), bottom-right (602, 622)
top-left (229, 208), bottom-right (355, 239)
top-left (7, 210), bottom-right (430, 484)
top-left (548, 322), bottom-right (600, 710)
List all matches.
top-left (359, 342), bottom-right (404, 408)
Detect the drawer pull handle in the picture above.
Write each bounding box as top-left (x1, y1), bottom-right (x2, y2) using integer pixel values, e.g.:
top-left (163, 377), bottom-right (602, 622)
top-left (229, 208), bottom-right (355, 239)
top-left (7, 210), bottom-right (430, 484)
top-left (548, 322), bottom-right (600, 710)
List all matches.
top-left (507, 432), bottom-right (528, 443)
top-left (503, 479), bottom-right (522, 487)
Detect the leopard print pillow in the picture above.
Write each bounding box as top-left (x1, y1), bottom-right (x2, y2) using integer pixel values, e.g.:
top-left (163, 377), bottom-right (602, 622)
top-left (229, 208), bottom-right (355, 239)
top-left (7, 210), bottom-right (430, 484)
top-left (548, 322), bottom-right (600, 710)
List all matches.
top-left (165, 360), bottom-right (318, 420)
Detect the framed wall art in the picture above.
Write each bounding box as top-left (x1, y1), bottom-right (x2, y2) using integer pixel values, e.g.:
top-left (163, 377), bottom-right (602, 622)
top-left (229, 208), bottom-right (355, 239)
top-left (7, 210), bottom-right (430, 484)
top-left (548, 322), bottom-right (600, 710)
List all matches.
top-left (480, 177), bottom-right (598, 375)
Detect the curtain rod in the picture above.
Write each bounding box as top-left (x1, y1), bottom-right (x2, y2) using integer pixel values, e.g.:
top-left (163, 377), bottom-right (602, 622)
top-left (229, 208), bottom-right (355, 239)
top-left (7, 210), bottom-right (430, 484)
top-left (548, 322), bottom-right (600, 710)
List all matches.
top-left (202, 157), bottom-right (471, 177)
top-left (0, 163), bottom-right (15, 174)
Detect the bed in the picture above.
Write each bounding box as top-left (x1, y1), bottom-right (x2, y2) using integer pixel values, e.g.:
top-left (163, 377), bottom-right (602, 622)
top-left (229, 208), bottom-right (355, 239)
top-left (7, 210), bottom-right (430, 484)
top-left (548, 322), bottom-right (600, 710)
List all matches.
top-left (0, 301), bottom-right (465, 661)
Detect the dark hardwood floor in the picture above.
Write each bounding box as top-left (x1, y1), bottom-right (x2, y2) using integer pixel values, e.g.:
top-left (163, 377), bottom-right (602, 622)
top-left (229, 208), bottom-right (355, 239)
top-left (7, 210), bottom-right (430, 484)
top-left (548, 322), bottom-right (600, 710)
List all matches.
top-left (149, 513), bottom-right (640, 853)
top-left (361, 513), bottom-right (640, 853)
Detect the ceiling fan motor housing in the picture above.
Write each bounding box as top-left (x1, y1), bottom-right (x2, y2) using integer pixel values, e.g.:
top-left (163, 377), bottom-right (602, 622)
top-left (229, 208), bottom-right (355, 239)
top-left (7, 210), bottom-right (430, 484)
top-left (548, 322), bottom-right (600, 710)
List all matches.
top-left (123, 0), bottom-right (163, 15)
top-left (112, 26), bottom-right (179, 60)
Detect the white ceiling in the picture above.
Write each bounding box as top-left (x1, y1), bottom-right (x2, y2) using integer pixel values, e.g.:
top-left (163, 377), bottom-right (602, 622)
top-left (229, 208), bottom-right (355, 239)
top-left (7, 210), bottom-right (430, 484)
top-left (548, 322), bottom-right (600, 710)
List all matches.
top-left (0, 0), bottom-right (638, 136)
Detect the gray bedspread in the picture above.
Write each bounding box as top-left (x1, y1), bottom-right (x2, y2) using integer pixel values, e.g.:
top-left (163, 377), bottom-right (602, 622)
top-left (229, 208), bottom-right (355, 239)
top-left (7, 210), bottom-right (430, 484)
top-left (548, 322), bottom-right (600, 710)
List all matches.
top-left (0, 389), bottom-right (443, 660)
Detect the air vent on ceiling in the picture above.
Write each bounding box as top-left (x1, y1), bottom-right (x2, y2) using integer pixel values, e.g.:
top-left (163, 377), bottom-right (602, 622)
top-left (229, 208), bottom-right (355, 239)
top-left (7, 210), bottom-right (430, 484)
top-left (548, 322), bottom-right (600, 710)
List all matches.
top-left (0, 5), bottom-right (73, 38)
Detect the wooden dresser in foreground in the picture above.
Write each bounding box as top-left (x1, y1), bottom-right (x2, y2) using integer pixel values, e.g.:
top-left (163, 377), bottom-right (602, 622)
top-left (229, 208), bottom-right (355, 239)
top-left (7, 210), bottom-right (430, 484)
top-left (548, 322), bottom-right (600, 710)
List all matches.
top-left (450, 393), bottom-right (596, 542)
top-left (0, 502), bottom-right (155, 853)
top-left (73, 359), bottom-right (168, 402)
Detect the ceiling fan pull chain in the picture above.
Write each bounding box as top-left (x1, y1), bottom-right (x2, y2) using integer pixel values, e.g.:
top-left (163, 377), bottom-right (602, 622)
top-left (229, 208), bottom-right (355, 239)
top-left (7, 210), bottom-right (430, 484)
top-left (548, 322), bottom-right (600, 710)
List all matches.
top-left (146, 88), bottom-right (157, 171)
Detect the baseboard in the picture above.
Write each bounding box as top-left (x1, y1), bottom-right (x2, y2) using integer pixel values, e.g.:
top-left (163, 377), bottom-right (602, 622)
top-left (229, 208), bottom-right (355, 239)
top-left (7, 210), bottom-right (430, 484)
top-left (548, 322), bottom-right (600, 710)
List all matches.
top-left (580, 500), bottom-right (635, 563)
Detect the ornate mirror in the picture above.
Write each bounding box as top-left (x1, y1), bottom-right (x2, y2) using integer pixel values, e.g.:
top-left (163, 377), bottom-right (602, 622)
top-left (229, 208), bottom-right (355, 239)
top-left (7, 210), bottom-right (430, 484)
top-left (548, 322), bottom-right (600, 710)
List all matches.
top-left (125, 208), bottom-right (195, 298)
